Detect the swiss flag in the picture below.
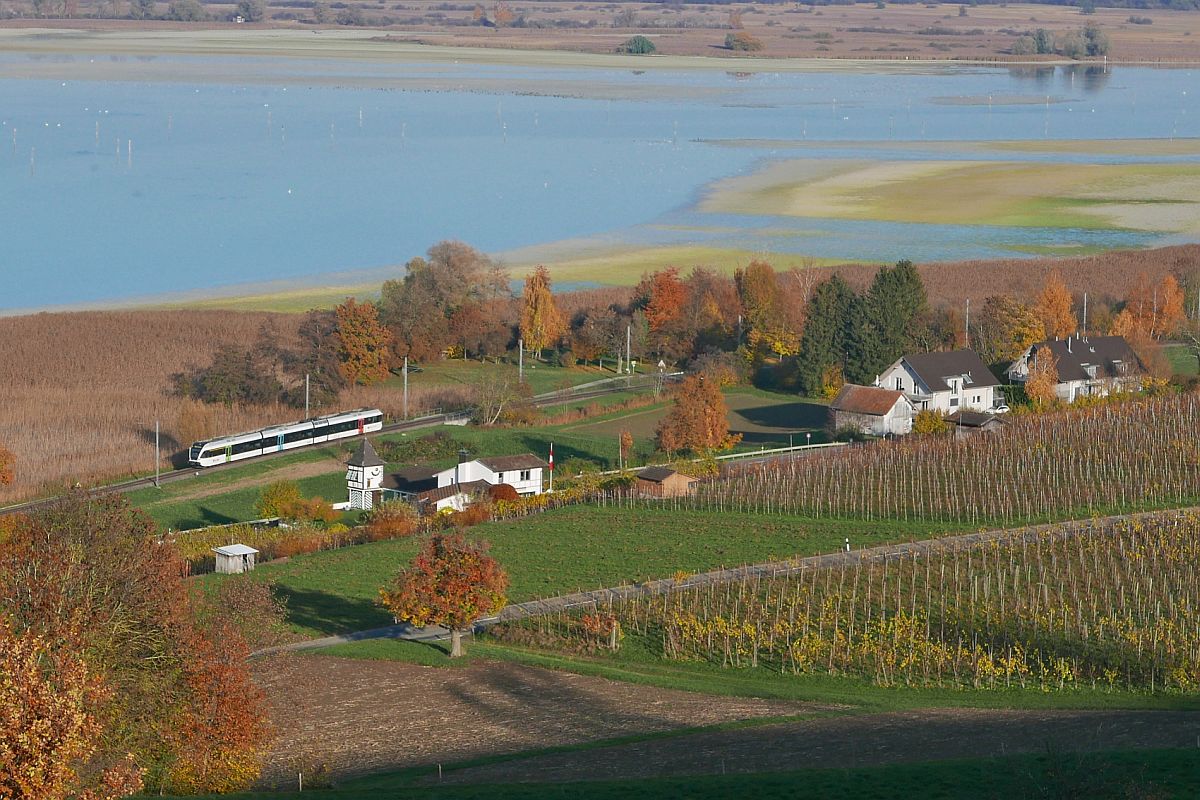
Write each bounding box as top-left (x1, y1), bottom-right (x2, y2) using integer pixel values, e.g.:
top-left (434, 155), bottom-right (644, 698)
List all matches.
top-left (549, 443), bottom-right (554, 472)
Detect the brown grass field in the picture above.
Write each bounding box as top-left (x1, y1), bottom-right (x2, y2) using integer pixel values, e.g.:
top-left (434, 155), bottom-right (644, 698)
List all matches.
top-left (1, 3), bottom-right (1198, 65)
top-left (0, 309), bottom-right (457, 505)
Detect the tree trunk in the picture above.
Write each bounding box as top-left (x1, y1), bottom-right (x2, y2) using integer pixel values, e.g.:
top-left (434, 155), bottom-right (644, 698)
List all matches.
top-left (450, 628), bottom-right (463, 658)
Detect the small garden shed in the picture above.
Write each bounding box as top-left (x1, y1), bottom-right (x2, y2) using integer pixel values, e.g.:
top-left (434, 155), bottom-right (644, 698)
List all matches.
top-left (213, 543), bottom-right (259, 574)
top-left (636, 467), bottom-right (698, 499)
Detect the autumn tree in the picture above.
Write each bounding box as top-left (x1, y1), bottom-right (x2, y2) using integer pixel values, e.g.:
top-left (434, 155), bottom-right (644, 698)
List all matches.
top-left (379, 533), bottom-right (508, 658)
top-left (0, 618), bottom-right (143, 800)
top-left (975, 295), bottom-right (1045, 365)
top-left (619, 428), bottom-right (634, 470)
top-left (380, 241), bottom-right (509, 363)
top-left (255, 480), bottom-right (303, 519)
top-left (1025, 347), bottom-right (1061, 410)
top-left (1121, 272), bottom-right (1184, 338)
top-left (335, 298), bottom-right (392, 385)
top-left (367, 500), bottom-right (420, 540)
top-left (284, 309), bottom-right (348, 409)
top-left (0, 494), bottom-right (269, 794)
top-left (1034, 271), bottom-right (1077, 340)
top-left (912, 409), bottom-right (950, 436)
top-left (470, 371), bottom-right (531, 426)
top-left (492, 1), bottom-right (513, 26)
top-left (519, 265), bottom-right (567, 355)
top-left (0, 444), bottom-right (13, 486)
top-left (655, 374), bottom-right (741, 455)
top-left (736, 260), bottom-right (797, 359)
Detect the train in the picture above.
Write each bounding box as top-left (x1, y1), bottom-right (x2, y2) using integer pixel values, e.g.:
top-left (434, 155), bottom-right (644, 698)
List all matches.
top-left (187, 408), bottom-right (384, 468)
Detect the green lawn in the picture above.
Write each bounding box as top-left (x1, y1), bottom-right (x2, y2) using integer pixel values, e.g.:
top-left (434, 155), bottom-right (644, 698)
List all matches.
top-left (381, 359), bottom-right (612, 396)
top-left (1163, 343), bottom-right (1199, 377)
top-left (164, 747), bottom-right (1200, 799)
top-left (203, 505), bottom-right (968, 637)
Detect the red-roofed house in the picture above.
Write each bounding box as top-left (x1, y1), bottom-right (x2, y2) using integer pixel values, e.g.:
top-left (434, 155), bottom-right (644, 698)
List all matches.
top-left (830, 384), bottom-right (915, 437)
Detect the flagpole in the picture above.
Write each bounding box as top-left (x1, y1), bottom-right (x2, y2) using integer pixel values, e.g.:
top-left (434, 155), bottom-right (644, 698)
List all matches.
top-left (548, 442), bottom-right (554, 493)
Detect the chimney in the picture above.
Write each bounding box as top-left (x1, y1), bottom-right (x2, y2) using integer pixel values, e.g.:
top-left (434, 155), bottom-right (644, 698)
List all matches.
top-left (456, 448), bottom-right (470, 487)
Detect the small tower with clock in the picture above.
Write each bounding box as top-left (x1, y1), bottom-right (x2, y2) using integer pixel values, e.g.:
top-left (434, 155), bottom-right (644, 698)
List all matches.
top-left (346, 439), bottom-right (385, 510)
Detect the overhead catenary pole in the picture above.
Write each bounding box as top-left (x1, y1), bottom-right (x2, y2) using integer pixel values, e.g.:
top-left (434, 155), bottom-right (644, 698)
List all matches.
top-left (403, 356), bottom-right (409, 420)
top-left (305, 373), bottom-right (310, 419)
top-left (154, 420), bottom-right (160, 488)
top-left (964, 298), bottom-right (970, 348)
top-left (1082, 292), bottom-right (1088, 335)
top-left (518, 339), bottom-right (524, 384)
top-left (625, 324), bottom-right (632, 382)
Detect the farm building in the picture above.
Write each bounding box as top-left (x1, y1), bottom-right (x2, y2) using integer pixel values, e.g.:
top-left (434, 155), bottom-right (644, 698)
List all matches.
top-left (829, 384), bottom-right (915, 437)
top-left (212, 544), bottom-right (258, 574)
top-left (877, 349), bottom-right (1004, 415)
top-left (635, 467), bottom-right (699, 498)
top-left (946, 409), bottom-right (1006, 438)
top-left (1006, 335), bottom-right (1143, 403)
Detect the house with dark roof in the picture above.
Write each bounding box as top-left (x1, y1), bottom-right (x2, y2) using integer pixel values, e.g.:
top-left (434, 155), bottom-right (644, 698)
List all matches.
top-left (1006, 335), bottom-right (1143, 403)
top-left (877, 349), bottom-right (1004, 415)
top-left (829, 384), bottom-right (915, 437)
top-left (635, 467), bottom-right (698, 498)
top-left (358, 448), bottom-right (549, 515)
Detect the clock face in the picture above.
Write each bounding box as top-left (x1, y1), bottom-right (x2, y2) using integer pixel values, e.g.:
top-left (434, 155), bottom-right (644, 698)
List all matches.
top-left (370, 467), bottom-right (382, 477)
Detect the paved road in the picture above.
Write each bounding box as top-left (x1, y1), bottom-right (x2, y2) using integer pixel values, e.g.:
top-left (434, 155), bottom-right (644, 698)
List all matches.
top-left (251, 505), bottom-right (1183, 658)
top-left (0, 375), bottom-right (675, 517)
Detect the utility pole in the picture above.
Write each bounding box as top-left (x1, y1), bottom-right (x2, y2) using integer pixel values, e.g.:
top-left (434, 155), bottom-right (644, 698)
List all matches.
top-left (964, 298), bottom-right (970, 348)
top-left (625, 324), bottom-right (632, 383)
top-left (154, 419), bottom-right (160, 488)
top-left (403, 356), bottom-right (409, 420)
top-left (1082, 292), bottom-right (1088, 335)
top-left (518, 339), bottom-right (524, 384)
top-left (304, 373), bottom-right (310, 419)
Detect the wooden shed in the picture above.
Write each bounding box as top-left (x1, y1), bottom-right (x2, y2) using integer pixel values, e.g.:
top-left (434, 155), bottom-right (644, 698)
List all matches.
top-left (635, 467), bottom-right (698, 499)
top-left (213, 543), bottom-right (259, 574)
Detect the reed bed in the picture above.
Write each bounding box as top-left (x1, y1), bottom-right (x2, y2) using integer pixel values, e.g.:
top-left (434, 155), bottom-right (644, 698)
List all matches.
top-left (688, 396), bottom-right (1200, 526)
top-left (504, 513), bottom-right (1200, 693)
top-left (0, 309), bottom-right (457, 505)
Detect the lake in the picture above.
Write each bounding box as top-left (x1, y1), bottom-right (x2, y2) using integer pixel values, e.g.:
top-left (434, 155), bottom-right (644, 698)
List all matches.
top-left (1, 55), bottom-right (1197, 311)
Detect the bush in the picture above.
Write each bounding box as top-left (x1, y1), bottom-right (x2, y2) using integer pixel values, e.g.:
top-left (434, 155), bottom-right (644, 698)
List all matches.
top-left (833, 425), bottom-right (868, 443)
top-left (367, 500), bottom-right (419, 540)
top-left (617, 34), bottom-right (656, 54)
top-left (912, 409), bottom-right (950, 436)
top-left (725, 31), bottom-right (764, 51)
top-left (255, 481), bottom-right (303, 519)
top-left (1128, 15), bottom-right (1152, 24)
top-left (376, 432), bottom-right (460, 464)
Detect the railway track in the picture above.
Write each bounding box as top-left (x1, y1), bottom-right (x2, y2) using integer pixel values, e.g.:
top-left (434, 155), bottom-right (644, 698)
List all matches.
top-left (0, 375), bottom-right (678, 517)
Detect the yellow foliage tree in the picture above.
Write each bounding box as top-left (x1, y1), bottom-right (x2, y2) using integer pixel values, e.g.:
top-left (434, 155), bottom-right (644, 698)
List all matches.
top-left (1025, 347), bottom-right (1061, 410)
top-left (656, 375), bottom-right (742, 455)
top-left (819, 363), bottom-right (845, 401)
top-left (1034, 271), bottom-right (1076, 339)
top-left (519, 265), bottom-right (567, 355)
top-left (912, 409), bottom-right (950, 436)
top-left (335, 298), bottom-right (392, 385)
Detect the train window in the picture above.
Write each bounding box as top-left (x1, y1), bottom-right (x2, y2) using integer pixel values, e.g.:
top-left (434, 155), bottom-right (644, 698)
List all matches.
top-left (367, 415), bottom-right (383, 425)
top-left (284, 428), bottom-right (314, 444)
top-left (232, 439), bottom-right (261, 455)
top-left (313, 425), bottom-right (330, 439)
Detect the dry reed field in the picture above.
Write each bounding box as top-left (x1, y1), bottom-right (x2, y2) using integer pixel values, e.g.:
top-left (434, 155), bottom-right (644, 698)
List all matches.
top-left (0, 309), bottom-right (455, 505)
top-left (833, 244), bottom-right (1200, 310)
top-left (696, 396), bottom-right (1200, 525)
top-left (506, 511), bottom-right (1200, 693)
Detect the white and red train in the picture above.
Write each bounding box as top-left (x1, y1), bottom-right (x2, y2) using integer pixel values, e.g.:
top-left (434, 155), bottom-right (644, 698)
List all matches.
top-left (187, 408), bottom-right (384, 468)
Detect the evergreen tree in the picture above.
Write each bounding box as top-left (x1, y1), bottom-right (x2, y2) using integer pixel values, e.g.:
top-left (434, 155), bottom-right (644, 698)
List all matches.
top-left (864, 259), bottom-right (929, 377)
top-left (843, 295), bottom-right (882, 385)
top-left (797, 275), bottom-right (854, 395)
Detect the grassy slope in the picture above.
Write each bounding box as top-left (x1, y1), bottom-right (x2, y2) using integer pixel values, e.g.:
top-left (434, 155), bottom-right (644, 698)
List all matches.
top-left (170, 748), bottom-right (1200, 799)
top-left (203, 505), bottom-right (966, 637)
top-left (1164, 343), bottom-right (1200, 377)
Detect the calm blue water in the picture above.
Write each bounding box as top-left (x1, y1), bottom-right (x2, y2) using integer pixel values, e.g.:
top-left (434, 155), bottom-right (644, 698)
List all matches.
top-left (0, 58), bottom-right (1197, 310)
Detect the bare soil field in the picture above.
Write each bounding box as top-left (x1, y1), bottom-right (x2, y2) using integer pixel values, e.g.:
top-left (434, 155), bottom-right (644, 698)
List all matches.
top-left (1, 3), bottom-right (1198, 65)
top-left (430, 706), bottom-right (1200, 785)
top-left (252, 654), bottom-right (830, 786)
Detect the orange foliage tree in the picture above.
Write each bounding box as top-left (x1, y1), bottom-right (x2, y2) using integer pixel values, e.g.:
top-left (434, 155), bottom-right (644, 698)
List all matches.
top-left (519, 265), bottom-right (566, 355)
top-left (0, 494), bottom-right (269, 795)
top-left (379, 533), bottom-right (508, 658)
top-left (492, 1), bottom-right (513, 26)
top-left (0, 618), bottom-right (143, 800)
top-left (367, 500), bottom-right (420, 540)
top-left (1034, 271), bottom-right (1077, 339)
top-left (0, 444), bottom-right (13, 486)
top-left (639, 268), bottom-right (688, 334)
top-left (1025, 347), bottom-right (1061, 410)
top-left (335, 298), bottom-right (392, 385)
top-left (1125, 272), bottom-right (1187, 339)
top-left (655, 375), bottom-right (742, 455)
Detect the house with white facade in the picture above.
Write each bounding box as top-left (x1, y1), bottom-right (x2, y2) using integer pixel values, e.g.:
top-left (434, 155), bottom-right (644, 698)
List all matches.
top-left (1006, 335), bottom-right (1143, 403)
top-left (877, 349), bottom-right (1003, 414)
top-left (378, 450), bottom-right (549, 515)
top-left (829, 384), bottom-right (915, 437)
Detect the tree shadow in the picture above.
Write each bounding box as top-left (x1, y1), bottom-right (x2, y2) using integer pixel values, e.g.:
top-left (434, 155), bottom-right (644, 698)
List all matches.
top-left (172, 506), bottom-right (240, 529)
top-left (274, 586), bottom-right (391, 637)
top-left (735, 401), bottom-right (829, 432)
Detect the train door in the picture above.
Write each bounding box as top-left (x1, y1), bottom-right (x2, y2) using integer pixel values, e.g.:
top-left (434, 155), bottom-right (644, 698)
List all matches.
top-left (277, 433), bottom-right (285, 452)
top-left (225, 445), bottom-right (232, 463)
top-left (357, 417), bottom-right (364, 435)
